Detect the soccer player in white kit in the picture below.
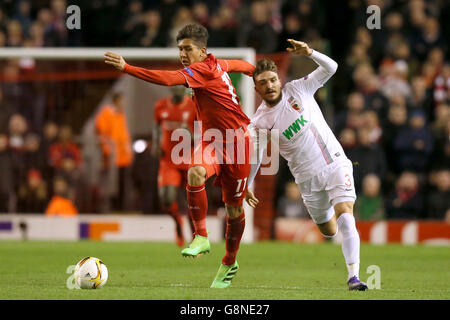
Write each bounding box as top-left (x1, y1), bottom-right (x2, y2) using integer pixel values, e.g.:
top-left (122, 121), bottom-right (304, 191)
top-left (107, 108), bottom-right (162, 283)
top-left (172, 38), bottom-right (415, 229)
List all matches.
top-left (246, 39), bottom-right (368, 291)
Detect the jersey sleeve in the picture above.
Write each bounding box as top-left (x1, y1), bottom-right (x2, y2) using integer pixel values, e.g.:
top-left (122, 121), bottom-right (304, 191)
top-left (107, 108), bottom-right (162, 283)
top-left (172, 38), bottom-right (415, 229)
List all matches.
top-left (123, 63), bottom-right (187, 86)
top-left (289, 50), bottom-right (338, 96)
top-left (218, 59), bottom-right (255, 77)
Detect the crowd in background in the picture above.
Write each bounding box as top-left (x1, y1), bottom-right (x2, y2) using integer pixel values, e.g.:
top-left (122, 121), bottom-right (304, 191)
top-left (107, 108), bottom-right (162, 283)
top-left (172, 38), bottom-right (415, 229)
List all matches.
top-left (0, 0), bottom-right (448, 220)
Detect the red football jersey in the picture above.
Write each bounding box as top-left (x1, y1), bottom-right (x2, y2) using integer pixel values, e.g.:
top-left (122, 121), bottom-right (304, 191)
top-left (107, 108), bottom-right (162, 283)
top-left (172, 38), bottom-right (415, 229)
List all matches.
top-left (154, 95), bottom-right (196, 161)
top-left (178, 54), bottom-right (250, 137)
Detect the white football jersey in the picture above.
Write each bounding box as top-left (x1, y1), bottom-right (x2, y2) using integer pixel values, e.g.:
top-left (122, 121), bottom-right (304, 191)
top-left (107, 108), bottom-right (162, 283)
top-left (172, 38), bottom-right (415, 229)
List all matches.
top-left (250, 50), bottom-right (347, 184)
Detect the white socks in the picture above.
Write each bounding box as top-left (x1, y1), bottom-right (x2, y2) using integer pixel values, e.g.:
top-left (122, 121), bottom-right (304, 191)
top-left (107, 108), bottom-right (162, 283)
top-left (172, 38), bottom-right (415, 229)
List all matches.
top-left (337, 213), bottom-right (360, 280)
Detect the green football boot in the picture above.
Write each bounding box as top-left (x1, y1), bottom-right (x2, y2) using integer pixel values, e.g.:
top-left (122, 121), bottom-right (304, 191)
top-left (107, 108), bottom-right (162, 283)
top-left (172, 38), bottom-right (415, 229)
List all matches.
top-left (210, 261), bottom-right (239, 289)
top-left (181, 234), bottom-right (210, 257)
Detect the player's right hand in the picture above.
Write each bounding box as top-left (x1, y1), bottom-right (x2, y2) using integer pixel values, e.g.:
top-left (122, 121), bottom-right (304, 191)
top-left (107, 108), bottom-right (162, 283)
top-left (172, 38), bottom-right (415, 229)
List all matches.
top-left (104, 52), bottom-right (126, 71)
top-left (245, 190), bottom-right (259, 208)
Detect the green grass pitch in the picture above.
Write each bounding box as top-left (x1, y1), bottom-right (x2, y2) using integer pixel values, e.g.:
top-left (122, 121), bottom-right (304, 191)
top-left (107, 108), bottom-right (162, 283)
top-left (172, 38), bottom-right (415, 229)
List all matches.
top-left (0, 241), bottom-right (449, 300)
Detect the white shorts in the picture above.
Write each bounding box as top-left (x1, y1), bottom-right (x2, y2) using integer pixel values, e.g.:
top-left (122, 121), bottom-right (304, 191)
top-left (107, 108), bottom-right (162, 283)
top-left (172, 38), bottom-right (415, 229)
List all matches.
top-left (297, 159), bottom-right (357, 225)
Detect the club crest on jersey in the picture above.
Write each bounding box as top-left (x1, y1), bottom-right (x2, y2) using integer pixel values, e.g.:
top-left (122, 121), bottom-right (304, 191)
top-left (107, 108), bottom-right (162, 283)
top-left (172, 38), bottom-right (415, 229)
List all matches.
top-left (288, 96), bottom-right (303, 113)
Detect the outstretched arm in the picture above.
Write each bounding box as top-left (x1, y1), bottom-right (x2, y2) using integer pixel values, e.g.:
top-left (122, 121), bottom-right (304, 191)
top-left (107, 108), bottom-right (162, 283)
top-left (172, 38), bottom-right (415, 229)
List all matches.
top-left (286, 40), bottom-right (338, 93)
top-left (220, 59), bottom-right (255, 77)
top-left (104, 52), bottom-right (187, 86)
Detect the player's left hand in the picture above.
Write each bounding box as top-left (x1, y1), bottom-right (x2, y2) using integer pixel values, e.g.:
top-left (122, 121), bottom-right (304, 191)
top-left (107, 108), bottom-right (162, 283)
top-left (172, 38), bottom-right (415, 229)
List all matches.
top-left (245, 190), bottom-right (259, 208)
top-left (286, 39), bottom-right (313, 56)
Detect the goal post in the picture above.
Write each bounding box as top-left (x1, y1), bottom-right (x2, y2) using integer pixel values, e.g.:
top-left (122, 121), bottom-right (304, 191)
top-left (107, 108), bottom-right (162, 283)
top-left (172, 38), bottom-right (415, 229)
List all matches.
top-left (0, 47), bottom-right (255, 116)
top-left (0, 47), bottom-right (256, 243)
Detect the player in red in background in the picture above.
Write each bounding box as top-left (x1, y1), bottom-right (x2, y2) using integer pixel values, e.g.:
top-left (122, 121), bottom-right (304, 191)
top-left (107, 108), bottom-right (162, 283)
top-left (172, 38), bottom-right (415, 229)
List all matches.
top-left (105, 23), bottom-right (255, 288)
top-left (152, 86), bottom-right (196, 247)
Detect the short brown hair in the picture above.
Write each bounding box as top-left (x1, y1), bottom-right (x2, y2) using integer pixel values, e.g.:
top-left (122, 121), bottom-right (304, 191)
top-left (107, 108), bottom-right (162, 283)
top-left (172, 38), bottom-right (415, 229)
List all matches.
top-left (176, 24), bottom-right (209, 48)
top-left (253, 58), bottom-right (278, 81)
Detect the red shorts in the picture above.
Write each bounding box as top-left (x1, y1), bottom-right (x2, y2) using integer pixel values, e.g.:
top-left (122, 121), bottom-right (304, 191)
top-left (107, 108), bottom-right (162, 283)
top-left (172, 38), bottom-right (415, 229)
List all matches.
top-left (189, 131), bottom-right (253, 207)
top-left (158, 159), bottom-right (189, 188)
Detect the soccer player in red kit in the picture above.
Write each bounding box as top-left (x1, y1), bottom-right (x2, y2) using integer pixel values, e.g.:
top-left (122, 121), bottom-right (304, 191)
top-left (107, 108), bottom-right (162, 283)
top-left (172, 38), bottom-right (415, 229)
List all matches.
top-left (153, 86), bottom-right (196, 248)
top-left (105, 24), bottom-right (255, 288)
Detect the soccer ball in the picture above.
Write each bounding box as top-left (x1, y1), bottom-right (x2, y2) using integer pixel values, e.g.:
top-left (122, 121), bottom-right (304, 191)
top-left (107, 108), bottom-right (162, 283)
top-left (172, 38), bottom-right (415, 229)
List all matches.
top-left (73, 257), bottom-right (108, 289)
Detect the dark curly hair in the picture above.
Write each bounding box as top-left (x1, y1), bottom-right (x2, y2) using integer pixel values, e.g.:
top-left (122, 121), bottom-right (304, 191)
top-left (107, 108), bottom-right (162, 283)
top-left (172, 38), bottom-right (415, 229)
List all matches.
top-left (176, 23), bottom-right (209, 48)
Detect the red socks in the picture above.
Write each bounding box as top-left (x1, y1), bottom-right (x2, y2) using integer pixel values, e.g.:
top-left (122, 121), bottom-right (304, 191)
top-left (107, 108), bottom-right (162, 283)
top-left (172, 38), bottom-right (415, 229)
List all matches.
top-left (187, 183), bottom-right (246, 265)
top-left (186, 184), bottom-right (208, 237)
top-left (222, 212), bottom-right (246, 266)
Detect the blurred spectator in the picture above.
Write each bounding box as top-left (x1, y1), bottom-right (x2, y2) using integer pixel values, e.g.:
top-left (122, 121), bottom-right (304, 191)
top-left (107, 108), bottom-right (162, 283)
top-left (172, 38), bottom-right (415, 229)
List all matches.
top-left (410, 75), bottom-right (433, 112)
top-left (2, 61), bottom-right (22, 112)
top-left (0, 134), bottom-right (13, 212)
top-left (334, 92), bottom-right (365, 135)
top-left (40, 121), bottom-right (58, 190)
top-left (23, 133), bottom-right (46, 172)
top-left (139, 10), bottom-right (166, 47)
top-left (49, 0), bottom-right (69, 46)
top-left (45, 175), bottom-right (78, 217)
top-left (379, 59), bottom-right (412, 99)
top-left (382, 104), bottom-right (408, 174)
top-left (0, 87), bottom-right (14, 132)
top-left (360, 74), bottom-right (389, 120)
top-left (427, 169), bottom-right (450, 220)
top-left (0, 7), bottom-right (7, 32)
top-left (431, 103), bottom-right (449, 136)
top-left (0, 30), bottom-right (6, 47)
top-left (352, 62), bottom-right (375, 92)
top-left (41, 121), bottom-right (59, 154)
top-left (122, 0), bottom-right (145, 41)
top-left (6, 20), bottom-right (23, 47)
top-left (157, 0), bottom-right (182, 33)
top-left (411, 16), bottom-right (446, 62)
top-left (431, 116), bottom-right (450, 171)
top-left (277, 13), bottom-right (304, 52)
top-left (56, 156), bottom-right (89, 213)
top-left (167, 7), bottom-right (195, 46)
top-left (386, 171), bottom-right (424, 219)
top-left (48, 125), bottom-right (82, 169)
top-left (339, 128), bottom-right (357, 152)
top-left (237, 0), bottom-right (277, 53)
top-left (13, 1), bottom-right (32, 38)
top-left (207, 6), bottom-right (237, 47)
top-left (355, 174), bottom-right (384, 220)
top-left (276, 181), bottom-right (309, 219)
top-left (127, 10), bottom-right (166, 47)
top-left (393, 109), bottom-right (434, 172)
top-left (347, 127), bottom-right (387, 191)
top-left (95, 92), bottom-right (133, 211)
top-left (28, 21), bottom-right (45, 47)
top-left (345, 43), bottom-right (371, 73)
top-left (8, 113), bottom-right (28, 194)
top-left (17, 169), bottom-right (47, 213)
top-left (432, 63), bottom-right (450, 105)
top-left (363, 110), bottom-right (382, 144)
top-left (192, 2), bottom-right (210, 27)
